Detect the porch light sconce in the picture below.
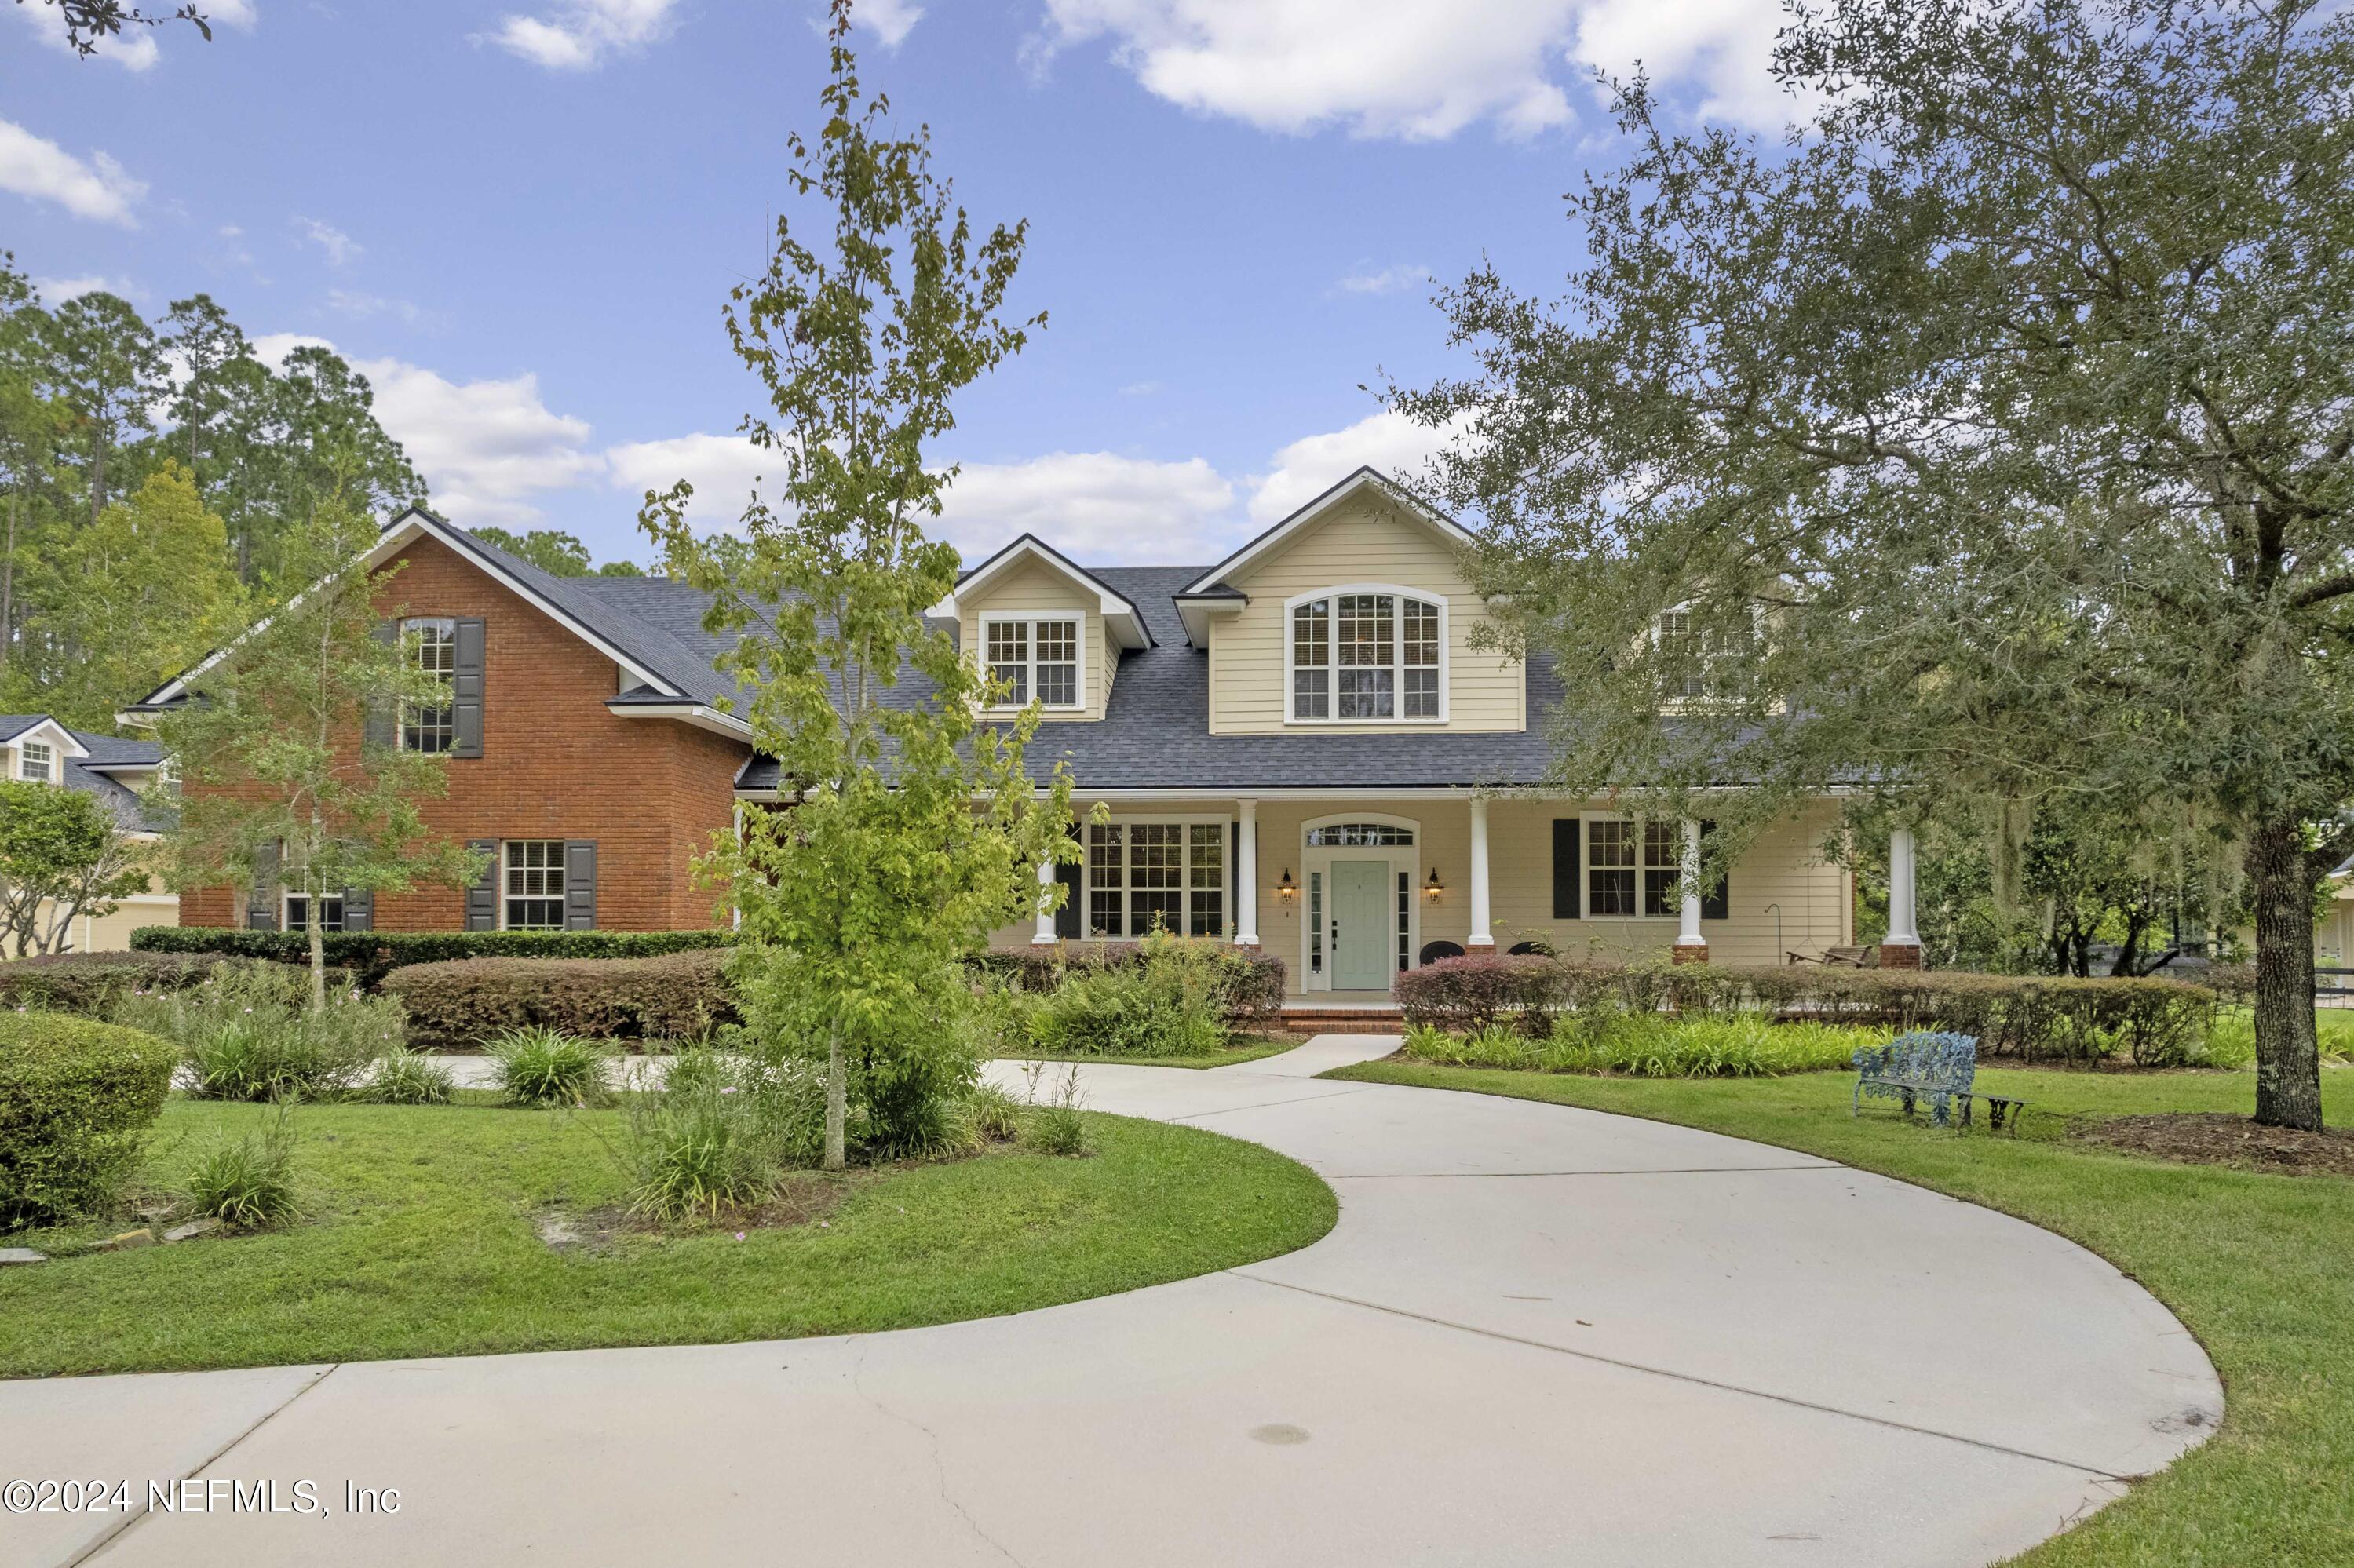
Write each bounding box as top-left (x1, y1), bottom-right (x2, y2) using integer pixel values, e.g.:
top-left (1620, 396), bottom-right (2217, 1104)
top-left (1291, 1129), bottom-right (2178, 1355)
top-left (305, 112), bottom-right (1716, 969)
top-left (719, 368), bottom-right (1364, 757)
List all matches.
top-left (1276, 869), bottom-right (1297, 903)
top-left (1424, 869), bottom-right (1445, 903)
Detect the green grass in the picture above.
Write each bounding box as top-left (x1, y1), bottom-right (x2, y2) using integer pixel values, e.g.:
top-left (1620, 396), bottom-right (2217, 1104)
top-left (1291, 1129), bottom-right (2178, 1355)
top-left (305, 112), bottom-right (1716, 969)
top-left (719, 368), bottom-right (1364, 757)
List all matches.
top-left (1325, 1055), bottom-right (2354, 1568)
top-left (998, 1034), bottom-right (1301, 1070)
top-left (0, 1097), bottom-right (1336, 1378)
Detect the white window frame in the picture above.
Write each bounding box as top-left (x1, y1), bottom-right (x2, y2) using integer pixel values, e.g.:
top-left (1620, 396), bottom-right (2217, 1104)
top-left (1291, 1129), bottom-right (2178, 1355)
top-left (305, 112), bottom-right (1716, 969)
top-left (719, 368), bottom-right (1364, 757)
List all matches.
top-left (283, 889), bottom-right (346, 934)
top-left (400, 616), bottom-right (459, 753)
top-left (1579, 810), bottom-right (1683, 921)
top-left (501, 839), bottom-right (567, 932)
top-left (1283, 585), bottom-right (1448, 725)
top-left (1651, 602), bottom-right (1763, 706)
top-left (1081, 815), bottom-right (1230, 939)
top-left (978, 611), bottom-right (1086, 712)
top-left (17, 740), bottom-right (53, 782)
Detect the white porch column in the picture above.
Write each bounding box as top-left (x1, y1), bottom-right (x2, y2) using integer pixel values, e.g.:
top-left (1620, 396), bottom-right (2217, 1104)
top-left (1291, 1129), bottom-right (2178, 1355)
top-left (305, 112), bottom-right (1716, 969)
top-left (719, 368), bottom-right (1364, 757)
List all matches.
top-left (1677, 818), bottom-right (1706, 954)
top-left (1235, 798), bottom-right (1261, 946)
top-left (1033, 857), bottom-right (1057, 946)
top-left (1884, 824), bottom-right (1922, 968)
top-left (1467, 794), bottom-right (1494, 949)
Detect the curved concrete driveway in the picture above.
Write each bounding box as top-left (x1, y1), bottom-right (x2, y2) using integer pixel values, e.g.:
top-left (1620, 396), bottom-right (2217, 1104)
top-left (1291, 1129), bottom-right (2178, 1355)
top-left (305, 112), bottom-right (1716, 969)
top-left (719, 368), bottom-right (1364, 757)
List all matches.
top-left (5, 1037), bottom-right (2218, 1568)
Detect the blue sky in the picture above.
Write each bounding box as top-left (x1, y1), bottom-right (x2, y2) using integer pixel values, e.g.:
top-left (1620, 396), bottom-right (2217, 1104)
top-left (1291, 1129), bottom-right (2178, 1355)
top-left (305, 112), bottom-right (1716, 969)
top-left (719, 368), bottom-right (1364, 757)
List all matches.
top-left (2, 0), bottom-right (1790, 569)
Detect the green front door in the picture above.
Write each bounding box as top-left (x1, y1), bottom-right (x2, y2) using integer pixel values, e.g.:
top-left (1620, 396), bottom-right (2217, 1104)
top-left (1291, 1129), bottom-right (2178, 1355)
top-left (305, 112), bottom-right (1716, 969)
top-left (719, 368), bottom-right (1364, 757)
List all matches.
top-left (1330, 859), bottom-right (1391, 991)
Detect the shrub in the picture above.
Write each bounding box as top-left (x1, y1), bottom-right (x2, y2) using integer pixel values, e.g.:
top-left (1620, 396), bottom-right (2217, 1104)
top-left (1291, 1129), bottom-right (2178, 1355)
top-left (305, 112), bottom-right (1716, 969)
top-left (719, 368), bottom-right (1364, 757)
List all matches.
top-left (1394, 955), bottom-right (1569, 1034)
top-left (381, 951), bottom-right (739, 1050)
top-left (133, 925), bottom-right (735, 990)
top-left (1401, 1012), bottom-right (1887, 1078)
top-left (0, 1012), bottom-right (175, 1228)
top-left (969, 941), bottom-right (1287, 1023)
top-left (1398, 955), bottom-right (2218, 1067)
top-left (1018, 1063), bottom-right (1089, 1157)
top-left (119, 965), bottom-right (400, 1103)
top-left (0, 951), bottom-right (230, 1016)
top-left (182, 1106), bottom-right (301, 1230)
top-left (621, 1073), bottom-right (781, 1222)
top-left (1028, 935), bottom-right (1232, 1058)
top-left (486, 1026), bottom-right (611, 1107)
top-left (363, 1046), bottom-right (456, 1106)
top-left (967, 1080), bottom-right (1024, 1142)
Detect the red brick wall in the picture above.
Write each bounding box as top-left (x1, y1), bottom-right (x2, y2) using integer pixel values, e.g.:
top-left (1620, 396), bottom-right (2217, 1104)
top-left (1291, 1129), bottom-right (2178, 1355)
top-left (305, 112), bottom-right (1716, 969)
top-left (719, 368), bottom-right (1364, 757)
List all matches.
top-left (184, 534), bottom-right (749, 932)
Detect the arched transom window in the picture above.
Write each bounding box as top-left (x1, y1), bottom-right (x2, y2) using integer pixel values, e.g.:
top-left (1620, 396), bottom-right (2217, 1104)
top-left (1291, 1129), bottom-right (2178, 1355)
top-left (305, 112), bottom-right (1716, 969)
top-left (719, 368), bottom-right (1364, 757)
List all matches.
top-left (1290, 590), bottom-right (1443, 722)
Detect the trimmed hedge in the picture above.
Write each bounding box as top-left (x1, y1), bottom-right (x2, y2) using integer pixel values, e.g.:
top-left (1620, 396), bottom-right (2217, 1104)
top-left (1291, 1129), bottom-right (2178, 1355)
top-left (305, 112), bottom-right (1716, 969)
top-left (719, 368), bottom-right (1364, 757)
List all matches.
top-left (1396, 956), bottom-right (2220, 1067)
top-left (1, 1012), bottom-right (176, 1228)
top-left (133, 925), bottom-right (735, 990)
top-left (381, 951), bottom-right (739, 1050)
top-left (969, 941), bottom-right (1287, 1025)
top-left (0, 951), bottom-right (230, 1016)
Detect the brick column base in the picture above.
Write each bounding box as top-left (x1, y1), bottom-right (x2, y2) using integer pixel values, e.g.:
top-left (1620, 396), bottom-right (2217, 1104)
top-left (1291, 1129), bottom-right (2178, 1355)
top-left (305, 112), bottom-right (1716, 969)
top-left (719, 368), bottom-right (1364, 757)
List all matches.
top-left (1878, 943), bottom-right (1923, 970)
top-left (1671, 943), bottom-right (1710, 965)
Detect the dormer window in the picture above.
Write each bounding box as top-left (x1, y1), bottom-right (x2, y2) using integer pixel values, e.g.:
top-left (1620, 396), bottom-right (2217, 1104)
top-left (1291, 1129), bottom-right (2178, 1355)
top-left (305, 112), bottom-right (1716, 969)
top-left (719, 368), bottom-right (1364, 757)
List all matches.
top-left (18, 740), bottom-right (53, 782)
top-left (1653, 604), bottom-right (1756, 702)
top-left (1290, 590), bottom-right (1443, 722)
top-left (984, 614), bottom-right (1082, 709)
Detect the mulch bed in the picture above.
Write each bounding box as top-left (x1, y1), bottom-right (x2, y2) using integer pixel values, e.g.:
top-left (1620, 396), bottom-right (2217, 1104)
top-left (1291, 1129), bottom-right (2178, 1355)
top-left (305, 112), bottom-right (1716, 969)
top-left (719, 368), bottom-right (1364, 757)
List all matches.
top-left (2073, 1112), bottom-right (2354, 1178)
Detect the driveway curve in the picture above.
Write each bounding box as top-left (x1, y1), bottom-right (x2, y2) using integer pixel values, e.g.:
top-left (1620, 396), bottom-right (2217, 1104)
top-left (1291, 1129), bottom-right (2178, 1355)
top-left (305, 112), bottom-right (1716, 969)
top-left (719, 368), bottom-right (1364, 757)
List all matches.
top-left (5, 1037), bottom-right (2218, 1568)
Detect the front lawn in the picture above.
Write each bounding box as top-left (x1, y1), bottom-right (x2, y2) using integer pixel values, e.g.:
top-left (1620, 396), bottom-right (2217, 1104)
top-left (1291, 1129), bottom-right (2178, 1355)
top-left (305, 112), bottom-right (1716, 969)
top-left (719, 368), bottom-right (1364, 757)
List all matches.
top-left (1326, 1056), bottom-right (2354, 1568)
top-left (0, 1098), bottom-right (1336, 1378)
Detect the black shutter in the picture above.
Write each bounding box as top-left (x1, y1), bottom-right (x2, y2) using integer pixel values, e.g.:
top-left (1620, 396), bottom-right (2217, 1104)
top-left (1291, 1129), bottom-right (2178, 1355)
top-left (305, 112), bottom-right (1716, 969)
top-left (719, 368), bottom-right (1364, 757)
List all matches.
top-left (1053, 859), bottom-right (1083, 940)
top-left (364, 621), bottom-right (397, 750)
top-left (341, 884), bottom-right (373, 932)
top-left (246, 841), bottom-right (280, 931)
top-left (564, 840), bottom-right (597, 931)
top-left (1701, 819), bottom-right (1729, 921)
top-left (452, 617), bottom-right (486, 759)
top-left (1551, 819), bottom-right (1580, 919)
top-left (465, 838), bottom-right (498, 930)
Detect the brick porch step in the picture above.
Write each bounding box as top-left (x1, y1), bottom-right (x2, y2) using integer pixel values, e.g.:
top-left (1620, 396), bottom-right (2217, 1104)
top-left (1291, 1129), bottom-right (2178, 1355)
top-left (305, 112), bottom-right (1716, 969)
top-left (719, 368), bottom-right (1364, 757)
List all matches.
top-left (1278, 1005), bottom-right (1405, 1035)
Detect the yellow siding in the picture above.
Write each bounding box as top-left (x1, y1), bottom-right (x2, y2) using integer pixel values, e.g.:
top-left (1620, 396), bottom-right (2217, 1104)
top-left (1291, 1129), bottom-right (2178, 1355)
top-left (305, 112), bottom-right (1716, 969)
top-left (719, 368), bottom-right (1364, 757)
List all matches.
top-left (16, 884), bottom-right (178, 957)
top-left (958, 559), bottom-right (1108, 722)
top-left (987, 797), bottom-right (1850, 998)
top-left (1207, 498), bottom-right (1524, 734)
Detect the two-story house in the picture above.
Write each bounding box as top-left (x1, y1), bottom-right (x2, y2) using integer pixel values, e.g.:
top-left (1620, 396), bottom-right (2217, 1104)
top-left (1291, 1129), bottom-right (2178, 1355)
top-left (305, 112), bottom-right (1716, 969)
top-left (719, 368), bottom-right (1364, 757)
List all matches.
top-left (144, 468), bottom-right (1914, 996)
top-left (0, 713), bottom-right (177, 954)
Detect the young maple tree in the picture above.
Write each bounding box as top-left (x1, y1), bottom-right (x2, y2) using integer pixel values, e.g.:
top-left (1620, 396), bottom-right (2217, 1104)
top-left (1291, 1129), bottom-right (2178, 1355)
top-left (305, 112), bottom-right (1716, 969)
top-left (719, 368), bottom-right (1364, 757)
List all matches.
top-left (640, 0), bottom-right (1074, 1170)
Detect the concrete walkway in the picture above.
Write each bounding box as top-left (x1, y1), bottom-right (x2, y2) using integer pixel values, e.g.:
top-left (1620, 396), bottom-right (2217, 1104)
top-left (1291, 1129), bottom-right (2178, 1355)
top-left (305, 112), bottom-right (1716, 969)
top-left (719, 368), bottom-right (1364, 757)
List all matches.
top-left (2, 1039), bottom-right (2219, 1568)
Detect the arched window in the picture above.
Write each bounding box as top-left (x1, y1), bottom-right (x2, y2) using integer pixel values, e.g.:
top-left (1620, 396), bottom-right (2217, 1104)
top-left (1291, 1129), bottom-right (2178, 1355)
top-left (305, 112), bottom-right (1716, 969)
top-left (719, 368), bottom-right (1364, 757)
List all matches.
top-left (1289, 589), bottom-right (1443, 722)
top-left (1305, 822), bottom-right (1415, 847)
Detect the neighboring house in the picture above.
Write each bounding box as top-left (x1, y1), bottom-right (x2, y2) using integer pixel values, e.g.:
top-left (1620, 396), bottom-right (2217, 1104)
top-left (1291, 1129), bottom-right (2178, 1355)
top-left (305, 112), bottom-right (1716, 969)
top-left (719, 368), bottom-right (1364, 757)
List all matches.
top-left (0, 713), bottom-right (178, 954)
top-left (136, 469), bottom-right (1916, 996)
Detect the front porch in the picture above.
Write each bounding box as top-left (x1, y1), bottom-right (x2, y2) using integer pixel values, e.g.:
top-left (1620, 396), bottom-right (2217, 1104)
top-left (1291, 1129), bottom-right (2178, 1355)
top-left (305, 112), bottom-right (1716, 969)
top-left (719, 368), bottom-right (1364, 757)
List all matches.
top-left (999, 793), bottom-right (1886, 998)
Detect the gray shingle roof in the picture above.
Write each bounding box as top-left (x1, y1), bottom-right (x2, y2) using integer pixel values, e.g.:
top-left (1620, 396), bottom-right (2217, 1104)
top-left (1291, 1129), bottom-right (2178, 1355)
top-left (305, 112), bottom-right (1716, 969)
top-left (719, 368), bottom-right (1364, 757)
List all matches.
top-left (2, 717), bottom-right (170, 831)
top-left (736, 564), bottom-right (1569, 793)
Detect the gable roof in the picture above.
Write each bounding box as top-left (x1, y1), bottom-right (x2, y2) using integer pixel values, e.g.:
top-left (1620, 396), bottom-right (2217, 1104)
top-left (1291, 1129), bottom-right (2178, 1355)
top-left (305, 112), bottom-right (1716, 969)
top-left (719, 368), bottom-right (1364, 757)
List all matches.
top-left (129, 507), bottom-right (759, 740)
top-left (937, 534), bottom-right (1154, 650)
top-left (1180, 466), bottom-right (1474, 598)
top-left (2, 717), bottom-right (169, 832)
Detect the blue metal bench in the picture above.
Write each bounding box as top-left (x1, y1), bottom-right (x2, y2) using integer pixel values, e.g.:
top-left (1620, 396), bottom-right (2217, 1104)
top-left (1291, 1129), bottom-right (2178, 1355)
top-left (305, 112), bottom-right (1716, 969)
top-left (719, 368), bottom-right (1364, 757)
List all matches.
top-left (1851, 1031), bottom-right (2026, 1132)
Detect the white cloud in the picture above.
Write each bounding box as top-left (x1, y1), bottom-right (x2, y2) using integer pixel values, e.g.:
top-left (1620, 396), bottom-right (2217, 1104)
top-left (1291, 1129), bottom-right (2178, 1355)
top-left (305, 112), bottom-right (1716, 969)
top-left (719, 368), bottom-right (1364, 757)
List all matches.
top-left (858, 0), bottom-right (924, 48)
top-left (247, 332), bottom-right (337, 366)
top-left (0, 119), bottom-right (145, 225)
top-left (937, 452), bottom-right (1235, 565)
top-left (210, 0), bottom-right (261, 25)
top-left (485, 0), bottom-right (683, 70)
top-left (356, 358), bottom-right (604, 526)
top-left (1033, 0), bottom-right (1581, 140)
top-left (33, 275), bottom-right (140, 304)
top-left (605, 432), bottom-right (772, 523)
top-left (294, 216), bottom-right (362, 266)
top-left (1334, 262), bottom-right (1433, 296)
top-left (1247, 407), bottom-right (1462, 523)
top-left (1031, 0), bottom-right (1790, 140)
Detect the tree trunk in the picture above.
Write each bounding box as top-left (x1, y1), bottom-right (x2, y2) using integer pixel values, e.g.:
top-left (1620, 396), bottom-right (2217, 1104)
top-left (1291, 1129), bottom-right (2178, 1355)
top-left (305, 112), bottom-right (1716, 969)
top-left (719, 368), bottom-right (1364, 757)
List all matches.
top-left (306, 873), bottom-right (328, 1015)
top-left (2246, 815), bottom-right (2324, 1131)
top-left (0, 492), bottom-right (16, 673)
top-left (823, 1022), bottom-right (847, 1172)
